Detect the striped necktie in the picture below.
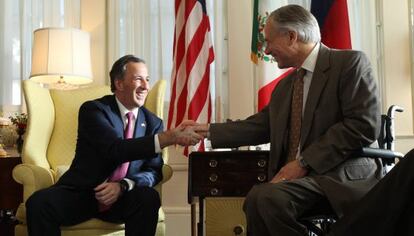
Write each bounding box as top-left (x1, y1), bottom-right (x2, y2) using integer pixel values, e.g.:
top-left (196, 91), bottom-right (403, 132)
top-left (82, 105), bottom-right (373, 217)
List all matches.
top-left (287, 69), bottom-right (306, 162)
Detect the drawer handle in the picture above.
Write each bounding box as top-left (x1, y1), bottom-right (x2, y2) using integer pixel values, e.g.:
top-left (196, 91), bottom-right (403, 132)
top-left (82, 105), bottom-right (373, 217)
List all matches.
top-left (257, 159), bottom-right (267, 167)
top-left (233, 225), bottom-right (245, 235)
top-left (209, 159), bottom-right (218, 167)
top-left (209, 173), bottom-right (218, 182)
top-left (210, 188), bottom-right (219, 195)
top-left (257, 174), bottom-right (266, 182)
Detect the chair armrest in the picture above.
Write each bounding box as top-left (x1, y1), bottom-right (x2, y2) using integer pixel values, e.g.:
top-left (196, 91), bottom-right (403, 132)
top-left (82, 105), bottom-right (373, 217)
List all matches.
top-left (359, 147), bottom-right (404, 160)
top-left (154, 164), bottom-right (173, 198)
top-left (160, 164), bottom-right (173, 185)
top-left (12, 164), bottom-right (54, 202)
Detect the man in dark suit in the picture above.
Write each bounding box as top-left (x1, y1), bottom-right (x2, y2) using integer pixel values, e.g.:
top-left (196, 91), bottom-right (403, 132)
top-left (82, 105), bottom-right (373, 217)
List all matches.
top-left (329, 148), bottom-right (414, 236)
top-left (194, 5), bottom-right (381, 236)
top-left (25, 55), bottom-right (202, 236)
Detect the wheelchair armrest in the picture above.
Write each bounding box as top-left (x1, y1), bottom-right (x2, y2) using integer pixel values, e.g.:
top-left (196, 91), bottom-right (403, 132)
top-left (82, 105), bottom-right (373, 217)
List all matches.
top-left (359, 147), bottom-right (404, 160)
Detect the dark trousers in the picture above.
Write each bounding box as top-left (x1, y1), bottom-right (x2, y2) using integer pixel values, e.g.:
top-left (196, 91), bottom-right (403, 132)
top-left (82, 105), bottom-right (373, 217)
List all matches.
top-left (243, 177), bottom-right (328, 236)
top-left (329, 149), bottom-right (414, 236)
top-left (26, 185), bottom-right (160, 236)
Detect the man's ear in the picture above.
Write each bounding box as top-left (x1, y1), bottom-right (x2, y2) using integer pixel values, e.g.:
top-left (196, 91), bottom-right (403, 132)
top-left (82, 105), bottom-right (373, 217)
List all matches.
top-left (287, 30), bottom-right (298, 45)
top-left (114, 78), bottom-right (124, 91)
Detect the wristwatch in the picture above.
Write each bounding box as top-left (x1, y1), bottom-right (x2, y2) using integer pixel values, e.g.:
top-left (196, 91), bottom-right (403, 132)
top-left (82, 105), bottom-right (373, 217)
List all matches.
top-left (119, 179), bottom-right (129, 194)
top-left (298, 156), bottom-right (310, 169)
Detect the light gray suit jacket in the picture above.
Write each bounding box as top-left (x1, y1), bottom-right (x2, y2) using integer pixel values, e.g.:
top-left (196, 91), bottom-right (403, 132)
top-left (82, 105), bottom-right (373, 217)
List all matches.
top-left (210, 44), bottom-right (382, 216)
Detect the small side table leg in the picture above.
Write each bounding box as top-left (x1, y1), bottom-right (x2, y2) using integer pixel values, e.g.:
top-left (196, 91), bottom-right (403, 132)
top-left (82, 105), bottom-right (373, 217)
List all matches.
top-left (198, 197), bottom-right (204, 236)
top-left (191, 203), bottom-right (197, 236)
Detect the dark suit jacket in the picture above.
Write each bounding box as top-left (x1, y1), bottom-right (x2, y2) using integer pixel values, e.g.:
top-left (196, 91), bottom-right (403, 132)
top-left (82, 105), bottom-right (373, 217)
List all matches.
top-left (210, 44), bottom-right (382, 216)
top-left (57, 95), bottom-right (163, 190)
top-left (329, 149), bottom-right (414, 236)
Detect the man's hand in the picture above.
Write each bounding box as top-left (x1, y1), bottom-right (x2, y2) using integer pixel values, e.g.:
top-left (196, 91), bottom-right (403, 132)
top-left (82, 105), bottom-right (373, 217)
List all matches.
top-left (94, 181), bottom-right (123, 206)
top-left (179, 121), bottom-right (210, 136)
top-left (174, 123), bottom-right (202, 146)
top-left (270, 160), bottom-right (309, 183)
top-left (178, 120), bottom-right (209, 138)
top-left (193, 123), bottom-right (209, 138)
top-left (158, 120), bottom-right (204, 148)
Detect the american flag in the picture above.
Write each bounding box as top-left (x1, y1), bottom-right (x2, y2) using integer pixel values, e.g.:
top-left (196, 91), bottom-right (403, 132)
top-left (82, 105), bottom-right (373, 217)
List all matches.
top-left (167, 0), bottom-right (214, 151)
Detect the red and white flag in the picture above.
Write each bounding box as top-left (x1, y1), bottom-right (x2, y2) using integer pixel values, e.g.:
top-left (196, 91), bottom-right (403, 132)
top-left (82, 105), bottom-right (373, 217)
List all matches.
top-left (311, 0), bottom-right (352, 49)
top-left (251, 0), bottom-right (293, 111)
top-left (167, 0), bottom-right (214, 152)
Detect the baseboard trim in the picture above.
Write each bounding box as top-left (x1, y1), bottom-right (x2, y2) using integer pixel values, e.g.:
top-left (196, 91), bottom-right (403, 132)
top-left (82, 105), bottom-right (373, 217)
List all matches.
top-left (169, 163), bottom-right (188, 171)
top-left (163, 206), bottom-right (192, 214)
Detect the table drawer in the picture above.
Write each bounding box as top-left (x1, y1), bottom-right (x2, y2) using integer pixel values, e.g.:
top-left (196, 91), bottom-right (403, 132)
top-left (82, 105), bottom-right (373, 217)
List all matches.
top-left (188, 151), bottom-right (269, 200)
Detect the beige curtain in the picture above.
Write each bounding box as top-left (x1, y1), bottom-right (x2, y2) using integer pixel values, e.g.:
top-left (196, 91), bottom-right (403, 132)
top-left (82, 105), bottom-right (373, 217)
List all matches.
top-left (0, 0), bottom-right (80, 114)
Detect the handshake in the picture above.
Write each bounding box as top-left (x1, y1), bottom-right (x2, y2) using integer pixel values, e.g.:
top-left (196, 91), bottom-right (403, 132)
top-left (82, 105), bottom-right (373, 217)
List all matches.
top-left (158, 120), bottom-right (210, 148)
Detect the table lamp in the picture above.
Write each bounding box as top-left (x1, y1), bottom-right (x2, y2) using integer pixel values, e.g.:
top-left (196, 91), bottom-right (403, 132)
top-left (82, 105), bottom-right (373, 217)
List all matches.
top-left (30, 27), bottom-right (92, 88)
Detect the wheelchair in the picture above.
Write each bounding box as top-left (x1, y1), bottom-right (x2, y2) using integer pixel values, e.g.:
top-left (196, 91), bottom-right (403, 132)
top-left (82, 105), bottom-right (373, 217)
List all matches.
top-left (300, 105), bottom-right (405, 236)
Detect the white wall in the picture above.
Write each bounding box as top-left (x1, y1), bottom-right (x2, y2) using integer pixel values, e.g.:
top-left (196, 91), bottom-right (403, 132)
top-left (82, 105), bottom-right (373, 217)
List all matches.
top-left (80, 0), bottom-right (107, 86)
top-left (380, 0), bottom-right (414, 152)
top-left (226, 1), bottom-right (254, 120)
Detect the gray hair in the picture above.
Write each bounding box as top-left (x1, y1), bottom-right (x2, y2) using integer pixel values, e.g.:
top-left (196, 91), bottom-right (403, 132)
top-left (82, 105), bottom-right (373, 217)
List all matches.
top-left (268, 4), bottom-right (321, 44)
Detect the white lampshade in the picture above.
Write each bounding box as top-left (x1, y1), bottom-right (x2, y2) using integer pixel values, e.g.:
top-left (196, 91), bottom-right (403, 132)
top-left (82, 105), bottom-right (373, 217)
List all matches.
top-left (30, 27), bottom-right (92, 85)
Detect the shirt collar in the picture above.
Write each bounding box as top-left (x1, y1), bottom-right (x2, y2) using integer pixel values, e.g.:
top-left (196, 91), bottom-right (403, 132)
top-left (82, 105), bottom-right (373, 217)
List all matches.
top-left (300, 42), bottom-right (320, 73)
top-left (115, 97), bottom-right (139, 120)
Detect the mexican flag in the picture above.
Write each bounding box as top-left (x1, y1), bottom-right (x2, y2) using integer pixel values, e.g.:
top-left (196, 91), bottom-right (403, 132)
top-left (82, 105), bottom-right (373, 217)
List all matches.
top-left (251, 0), bottom-right (293, 111)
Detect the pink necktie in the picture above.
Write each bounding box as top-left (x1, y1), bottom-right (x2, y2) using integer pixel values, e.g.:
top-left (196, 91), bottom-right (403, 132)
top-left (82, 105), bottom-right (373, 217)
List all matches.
top-left (99, 112), bottom-right (134, 212)
top-left (108, 112), bottom-right (134, 180)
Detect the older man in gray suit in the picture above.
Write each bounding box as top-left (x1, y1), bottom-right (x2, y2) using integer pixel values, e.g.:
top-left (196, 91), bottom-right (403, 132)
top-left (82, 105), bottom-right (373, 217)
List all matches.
top-left (194, 4), bottom-right (382, 236)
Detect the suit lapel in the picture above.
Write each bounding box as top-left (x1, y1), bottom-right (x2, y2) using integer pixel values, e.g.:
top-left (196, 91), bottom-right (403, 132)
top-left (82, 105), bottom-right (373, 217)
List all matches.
top-left (134, 108), bottom-right (147, 138)
top-left (108, 96), bottom-right (125, 138)
top-left (271, 72), bottom-right (295, 157)
top-left (301, 44), bottom-right (331, 146)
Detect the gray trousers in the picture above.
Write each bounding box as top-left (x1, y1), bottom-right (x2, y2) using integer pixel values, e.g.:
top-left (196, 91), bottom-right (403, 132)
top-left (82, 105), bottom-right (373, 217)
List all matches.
top-left (243, 177), bottom-right (329, 236)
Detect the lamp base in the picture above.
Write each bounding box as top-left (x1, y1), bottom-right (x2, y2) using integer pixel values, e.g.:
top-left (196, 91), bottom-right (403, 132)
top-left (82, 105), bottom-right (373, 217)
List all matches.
top-left (41, 82), bottom-right (81, 90)
top-left (0, 145), bottom-right (8, 157)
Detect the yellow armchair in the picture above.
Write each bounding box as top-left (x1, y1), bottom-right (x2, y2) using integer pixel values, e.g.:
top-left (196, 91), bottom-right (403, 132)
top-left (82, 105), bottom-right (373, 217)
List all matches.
top-left (13, 79), bottom-right (172, 236)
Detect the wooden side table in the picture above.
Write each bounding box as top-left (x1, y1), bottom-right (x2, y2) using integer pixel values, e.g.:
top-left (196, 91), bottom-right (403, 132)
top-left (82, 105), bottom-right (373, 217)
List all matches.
top-left (188, 151), bottom-right (270, 236)
top-left (0, 149), bottom-right (23, 236)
